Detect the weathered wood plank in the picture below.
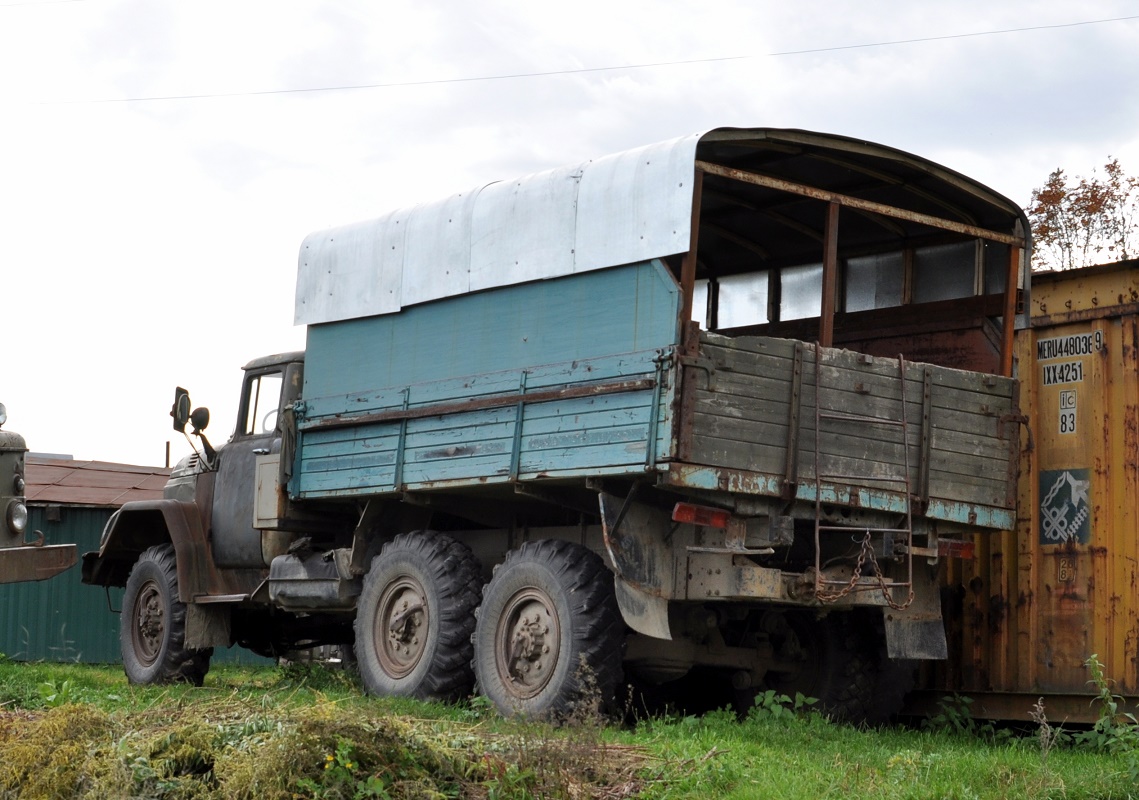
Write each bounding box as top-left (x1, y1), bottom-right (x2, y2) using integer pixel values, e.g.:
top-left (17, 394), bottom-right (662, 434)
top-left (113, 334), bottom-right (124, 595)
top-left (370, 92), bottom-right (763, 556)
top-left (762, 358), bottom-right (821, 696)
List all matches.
top-left (701, 333), bottom-right (1016, 399)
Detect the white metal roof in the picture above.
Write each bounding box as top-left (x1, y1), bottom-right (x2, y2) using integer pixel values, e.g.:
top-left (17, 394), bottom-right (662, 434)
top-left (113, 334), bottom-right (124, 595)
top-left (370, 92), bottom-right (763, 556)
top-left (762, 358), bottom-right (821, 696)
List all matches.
top-left (295, 132), bottom-right (703, 326)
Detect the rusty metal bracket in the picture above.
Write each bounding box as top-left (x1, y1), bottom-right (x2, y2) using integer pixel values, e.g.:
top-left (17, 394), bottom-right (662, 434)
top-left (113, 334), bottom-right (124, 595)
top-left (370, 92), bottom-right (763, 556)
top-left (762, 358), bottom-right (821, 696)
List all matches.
top-left (645, 354), bottom-right (668, 470)
top-left (915, 368), bottom-right (933, 514)
top-left (509, 371), bottom-right (529, 481)
top-left (677, 354), bottom-right (717, 391)
top-left (22, 529), bottom-right (45, 548)
top-left (393, 387), bottom-right (410, 491)
top-left (782, 342), bottom-right (804, 500)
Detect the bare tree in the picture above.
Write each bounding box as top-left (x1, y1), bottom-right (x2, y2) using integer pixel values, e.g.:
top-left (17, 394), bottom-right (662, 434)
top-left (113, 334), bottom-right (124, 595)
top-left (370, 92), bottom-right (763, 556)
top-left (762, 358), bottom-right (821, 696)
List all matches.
top-left (1027, 158), bottom-right (1139, 271)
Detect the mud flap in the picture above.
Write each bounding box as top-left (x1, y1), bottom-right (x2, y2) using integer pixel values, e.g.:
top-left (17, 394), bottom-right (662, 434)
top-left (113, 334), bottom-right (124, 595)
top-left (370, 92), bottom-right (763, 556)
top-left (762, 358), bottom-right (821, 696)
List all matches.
top-left (614, 577), bottom-right (672, 640)
top-left (599, 491), bottom-right (675, 641)
top-left (882, 569), bottom-right (947, 660)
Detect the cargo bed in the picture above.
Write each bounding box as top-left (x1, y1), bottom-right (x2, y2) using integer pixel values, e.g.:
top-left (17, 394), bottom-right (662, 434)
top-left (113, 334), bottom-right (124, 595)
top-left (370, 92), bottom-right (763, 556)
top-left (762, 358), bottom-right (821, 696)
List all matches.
top-left (291, 264), bottom-right (1017, 533)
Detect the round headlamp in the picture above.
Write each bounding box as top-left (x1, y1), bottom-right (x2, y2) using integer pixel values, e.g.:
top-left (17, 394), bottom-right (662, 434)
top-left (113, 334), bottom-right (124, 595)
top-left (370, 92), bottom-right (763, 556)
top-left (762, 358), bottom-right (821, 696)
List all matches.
top-left (13, 474), bottom-right (25, 496)
top-left (6, 499), bottom-right (28, 534)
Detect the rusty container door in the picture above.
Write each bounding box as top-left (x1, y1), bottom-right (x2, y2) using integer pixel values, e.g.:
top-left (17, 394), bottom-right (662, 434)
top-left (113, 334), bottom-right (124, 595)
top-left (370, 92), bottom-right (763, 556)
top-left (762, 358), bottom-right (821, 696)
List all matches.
top-left (1018, 265), bottom-right (1139, 699)
top-left (933, 263), bottom-right (1139, 720)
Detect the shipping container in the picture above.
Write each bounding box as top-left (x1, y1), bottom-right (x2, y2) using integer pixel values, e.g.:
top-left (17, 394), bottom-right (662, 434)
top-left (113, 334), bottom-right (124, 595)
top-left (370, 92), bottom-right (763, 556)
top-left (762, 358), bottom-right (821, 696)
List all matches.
top-left (921, 259), bottom-right (1139, 721)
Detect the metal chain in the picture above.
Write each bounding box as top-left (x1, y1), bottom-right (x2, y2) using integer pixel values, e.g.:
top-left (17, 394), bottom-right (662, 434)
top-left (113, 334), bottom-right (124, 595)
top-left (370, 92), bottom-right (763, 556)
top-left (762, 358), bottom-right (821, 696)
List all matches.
top-left (814, 530), bottom-right (915, 610)
top-left (814, 531), bottom-right (871, 603)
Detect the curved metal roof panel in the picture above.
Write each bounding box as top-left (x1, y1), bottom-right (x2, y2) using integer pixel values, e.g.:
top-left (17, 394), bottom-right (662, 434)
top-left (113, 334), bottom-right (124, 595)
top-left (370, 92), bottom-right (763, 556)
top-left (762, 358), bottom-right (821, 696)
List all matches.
top-left (296, 132), bottom-right (703, 325)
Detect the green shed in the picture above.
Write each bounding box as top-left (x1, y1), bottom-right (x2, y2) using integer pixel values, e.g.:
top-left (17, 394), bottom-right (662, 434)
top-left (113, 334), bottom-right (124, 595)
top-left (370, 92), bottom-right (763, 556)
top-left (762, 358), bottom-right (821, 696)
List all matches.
top-left (0, 457), bottom-right (268, 665)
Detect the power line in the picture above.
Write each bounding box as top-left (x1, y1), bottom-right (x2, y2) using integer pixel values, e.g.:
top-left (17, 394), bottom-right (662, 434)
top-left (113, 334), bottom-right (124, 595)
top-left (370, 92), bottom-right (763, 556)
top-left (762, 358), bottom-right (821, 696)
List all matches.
top-left (40, 14), bottom-right (1139, 105)
top-left (0, 0), bottom-right (84, 6)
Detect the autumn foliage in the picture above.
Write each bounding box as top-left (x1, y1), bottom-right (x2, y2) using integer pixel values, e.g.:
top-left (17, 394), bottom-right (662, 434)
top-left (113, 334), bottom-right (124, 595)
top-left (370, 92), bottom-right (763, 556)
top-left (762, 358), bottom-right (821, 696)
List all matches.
top-left (1027, 158), bottom-right (1139, 271)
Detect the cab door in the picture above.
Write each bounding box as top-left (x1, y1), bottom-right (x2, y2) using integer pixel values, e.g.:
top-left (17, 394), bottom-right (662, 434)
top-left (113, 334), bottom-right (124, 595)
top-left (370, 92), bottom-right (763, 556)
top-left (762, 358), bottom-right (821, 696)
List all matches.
top-left (210, 368), bottom-right (287, 568)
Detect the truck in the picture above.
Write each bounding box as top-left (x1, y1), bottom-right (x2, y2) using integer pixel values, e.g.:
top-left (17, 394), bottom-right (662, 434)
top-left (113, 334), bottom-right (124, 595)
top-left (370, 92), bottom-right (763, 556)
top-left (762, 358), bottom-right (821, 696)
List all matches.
top-left (82, 127), bottom-right (1030, 721)
top-left (0, 403), bottom-right (77, 583)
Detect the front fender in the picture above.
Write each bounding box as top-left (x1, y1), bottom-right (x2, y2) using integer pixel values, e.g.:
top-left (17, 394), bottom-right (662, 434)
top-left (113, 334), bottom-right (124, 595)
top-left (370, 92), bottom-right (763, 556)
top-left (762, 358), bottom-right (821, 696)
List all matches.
top-left (81, 499), bottom-right (234, 602)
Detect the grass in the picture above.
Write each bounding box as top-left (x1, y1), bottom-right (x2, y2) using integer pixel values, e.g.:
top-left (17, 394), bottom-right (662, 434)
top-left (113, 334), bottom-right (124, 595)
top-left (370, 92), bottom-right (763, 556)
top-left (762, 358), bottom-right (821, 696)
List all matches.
top-left (0, 659), bottom-right (1134, 799)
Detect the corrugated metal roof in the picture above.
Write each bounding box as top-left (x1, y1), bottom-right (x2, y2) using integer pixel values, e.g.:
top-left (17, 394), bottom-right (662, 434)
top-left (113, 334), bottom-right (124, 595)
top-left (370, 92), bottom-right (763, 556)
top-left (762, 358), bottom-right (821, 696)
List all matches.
top-left (25, 457), bottom-right (169, 507)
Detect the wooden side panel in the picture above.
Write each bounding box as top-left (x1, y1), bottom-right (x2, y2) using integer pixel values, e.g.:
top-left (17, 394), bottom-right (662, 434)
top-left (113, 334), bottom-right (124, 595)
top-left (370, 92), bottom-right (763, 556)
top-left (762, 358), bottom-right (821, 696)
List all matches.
top-left (683, 332), bottom-right (1018, 527)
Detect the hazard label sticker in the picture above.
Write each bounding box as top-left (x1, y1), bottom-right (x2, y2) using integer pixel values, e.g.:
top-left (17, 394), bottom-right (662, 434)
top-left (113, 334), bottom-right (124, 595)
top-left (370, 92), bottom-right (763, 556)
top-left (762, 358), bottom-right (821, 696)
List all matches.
top-left (1039, 468), bottom-right (1091, 545)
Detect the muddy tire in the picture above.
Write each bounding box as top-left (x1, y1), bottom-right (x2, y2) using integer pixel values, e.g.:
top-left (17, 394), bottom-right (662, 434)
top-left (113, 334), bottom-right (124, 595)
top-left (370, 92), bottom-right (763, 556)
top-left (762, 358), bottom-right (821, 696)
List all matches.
top-left (473, 539), bottom-right (623, 718)
top-left (761, 610), bottom-right (878, 723)
top-left (120, 544), bottom-right (212, 686)
top-left (354, 531), bottom-right (481, 701)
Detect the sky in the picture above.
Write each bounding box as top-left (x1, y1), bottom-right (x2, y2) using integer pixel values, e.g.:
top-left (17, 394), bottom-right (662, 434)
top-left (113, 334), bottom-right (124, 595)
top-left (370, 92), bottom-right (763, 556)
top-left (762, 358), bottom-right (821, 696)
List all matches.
top-left (1, 0), bottom-right (1137, 468)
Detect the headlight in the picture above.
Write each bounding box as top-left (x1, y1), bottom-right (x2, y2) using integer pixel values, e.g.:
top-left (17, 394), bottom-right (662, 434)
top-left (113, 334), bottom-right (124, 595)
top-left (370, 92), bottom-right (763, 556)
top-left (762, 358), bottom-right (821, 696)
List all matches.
top-left (13, 474), bottom-right (24, 496)
top-left (0, 403), bottom-right (6, 428)
top-left (6, 500), bottom-right (27, 534)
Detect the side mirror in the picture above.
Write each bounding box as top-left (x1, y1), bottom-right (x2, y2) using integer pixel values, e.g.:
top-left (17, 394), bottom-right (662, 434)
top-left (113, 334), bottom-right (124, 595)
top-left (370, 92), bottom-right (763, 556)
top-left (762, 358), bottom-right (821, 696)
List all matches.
top-left (171, 388), bottom-right (191, 433)
top-left (190, 407), bottom-right (211, 435)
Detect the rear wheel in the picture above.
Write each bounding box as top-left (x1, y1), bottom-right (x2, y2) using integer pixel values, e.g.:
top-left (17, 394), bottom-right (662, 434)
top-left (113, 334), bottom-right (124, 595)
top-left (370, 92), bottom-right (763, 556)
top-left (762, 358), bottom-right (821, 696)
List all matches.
top-left (473, 540), bottom-right (623, 718)
top-left (354, 531), bottom-right (481, 701)
top-left (120, 544), bottom-right (212, 686)
top-left (760, 610), bottom-right (878, 722)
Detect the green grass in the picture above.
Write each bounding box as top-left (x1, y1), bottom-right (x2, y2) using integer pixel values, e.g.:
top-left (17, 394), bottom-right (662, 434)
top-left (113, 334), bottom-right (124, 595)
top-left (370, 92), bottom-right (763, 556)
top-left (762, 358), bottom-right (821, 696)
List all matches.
top-left (0, 660), bottom-right (1134, 799)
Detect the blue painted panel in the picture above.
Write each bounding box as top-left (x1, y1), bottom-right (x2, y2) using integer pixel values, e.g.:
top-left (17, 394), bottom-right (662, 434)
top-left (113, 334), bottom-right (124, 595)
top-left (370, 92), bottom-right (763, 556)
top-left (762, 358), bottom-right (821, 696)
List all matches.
top-left (295, 381), bottom-right (672, 498)
top-left (302, 260), bottom-right (680, 402)
top-left (299, 342), bottom-right (672, 421)
top-left (294, 260), bottom-right (679, 498)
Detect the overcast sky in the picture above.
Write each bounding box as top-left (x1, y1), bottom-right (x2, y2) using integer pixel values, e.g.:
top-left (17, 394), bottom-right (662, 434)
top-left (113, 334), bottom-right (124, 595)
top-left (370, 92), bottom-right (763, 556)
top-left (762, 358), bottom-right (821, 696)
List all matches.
top-left (2, 0), bottom-right (1137, 467)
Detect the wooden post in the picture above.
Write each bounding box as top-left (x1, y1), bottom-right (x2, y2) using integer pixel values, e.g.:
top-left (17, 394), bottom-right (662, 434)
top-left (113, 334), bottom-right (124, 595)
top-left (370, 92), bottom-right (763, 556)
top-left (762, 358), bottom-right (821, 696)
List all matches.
top-left (678, 169), bottom-right (704, 344)
top-left (819, 201), bottom-right (840, 347)
top-left (1000, 246), bottom-right (1021, 377)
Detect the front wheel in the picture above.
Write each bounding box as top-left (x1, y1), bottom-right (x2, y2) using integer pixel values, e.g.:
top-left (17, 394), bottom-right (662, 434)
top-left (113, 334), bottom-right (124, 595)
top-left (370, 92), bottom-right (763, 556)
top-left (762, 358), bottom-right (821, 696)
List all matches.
top-left (120, 544), bottom-right (212, 686)
top-left (473, 540), bottom-right (623, 718)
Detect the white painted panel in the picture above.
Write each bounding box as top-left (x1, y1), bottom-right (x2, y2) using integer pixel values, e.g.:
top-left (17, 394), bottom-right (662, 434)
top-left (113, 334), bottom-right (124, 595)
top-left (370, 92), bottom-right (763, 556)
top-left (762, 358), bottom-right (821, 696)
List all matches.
top-left (400, 188), bottom-right (484, 307)
top-left (573, 134), bottom-right (701, 273)
top-left (469, 164), bottom-right (580, 291)
top-left (294, 210), bottom-right (406, 325)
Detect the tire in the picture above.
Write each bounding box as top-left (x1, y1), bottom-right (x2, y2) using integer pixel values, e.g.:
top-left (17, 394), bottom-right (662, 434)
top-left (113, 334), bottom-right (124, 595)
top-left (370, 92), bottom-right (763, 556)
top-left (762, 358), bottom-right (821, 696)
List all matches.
top-left (354, 531), bottom-right (481, 701)
top-left (473, 539), bottom-right (623, 719)
top-left (120, 544), bottom-right (212, 686)
top-left (760, 610), bottom-right (878, 723)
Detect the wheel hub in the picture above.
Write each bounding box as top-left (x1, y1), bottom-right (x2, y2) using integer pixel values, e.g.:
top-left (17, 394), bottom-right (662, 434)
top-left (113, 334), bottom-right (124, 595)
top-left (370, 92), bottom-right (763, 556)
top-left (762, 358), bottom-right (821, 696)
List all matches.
top-left (375, 577), bottom-right (429, 678)
top-left (133, 580), bottom-right (165, 666)
top-left (496, 589), bottom-right (560, 699)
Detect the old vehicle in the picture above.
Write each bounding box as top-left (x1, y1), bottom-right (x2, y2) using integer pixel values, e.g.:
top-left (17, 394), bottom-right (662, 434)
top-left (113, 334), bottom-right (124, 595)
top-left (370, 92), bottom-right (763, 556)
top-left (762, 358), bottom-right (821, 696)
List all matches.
top-left (0, 403), bottom-right (77, 582)
top-left (82, 128), bottom-right (1029, 720)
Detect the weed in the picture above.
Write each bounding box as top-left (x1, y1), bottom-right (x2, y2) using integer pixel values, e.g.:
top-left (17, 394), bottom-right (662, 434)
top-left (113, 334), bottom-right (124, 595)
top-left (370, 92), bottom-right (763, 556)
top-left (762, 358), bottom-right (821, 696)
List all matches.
top-left (1026, 697), bottom-right (1065, 767)
top-left (747, 690), bottom-right (818, 724)
top-left (38, 678), bottom-right (80, 707)
top-left (923, 694), bottom-right (978, 735)
top-left (1070, 654), bottom-right (1139, 781)
top-left (273, 660), bottom-right (363, 694)
top-left (295, 739), bottom-right (393, 799)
